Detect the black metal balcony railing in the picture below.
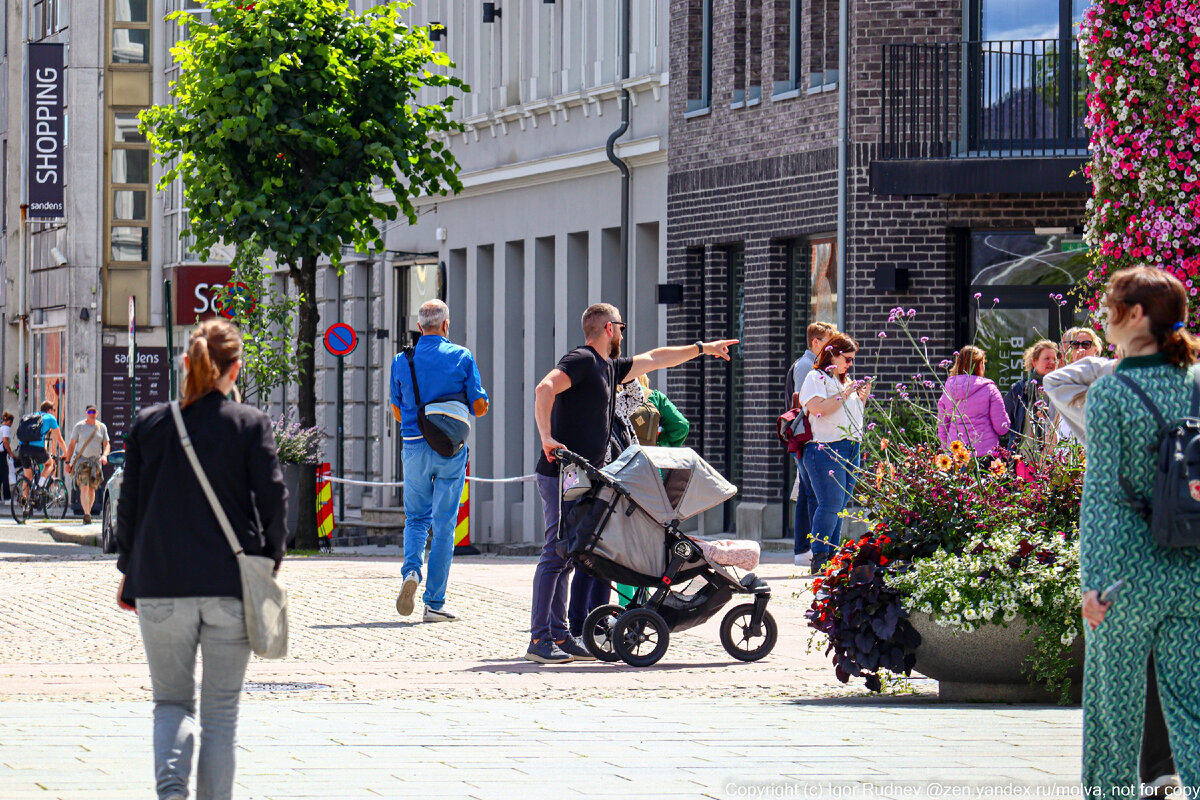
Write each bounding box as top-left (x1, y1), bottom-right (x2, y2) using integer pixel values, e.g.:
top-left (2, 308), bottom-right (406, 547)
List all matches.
top-left (881, 39), bottom-right (1088, 160)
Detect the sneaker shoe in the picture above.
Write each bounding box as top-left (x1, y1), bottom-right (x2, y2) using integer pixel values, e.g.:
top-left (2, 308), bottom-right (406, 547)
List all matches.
top-left (524, 639), bottom-right (572, 664)
top-left (794, 552), bottom-right (811, 568)
top-left (556, 635), bottom-right (595, 661)
top-left (396, 573), bottom-right (419, 616)
top-left (810, 554), bottom-right (828, 575)
top-left (423, 606), bottom-right (459, 623)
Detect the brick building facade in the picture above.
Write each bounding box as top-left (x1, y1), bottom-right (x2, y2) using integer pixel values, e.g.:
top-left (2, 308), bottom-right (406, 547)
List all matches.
top-left (666, 0), bottom-right (1092, 538)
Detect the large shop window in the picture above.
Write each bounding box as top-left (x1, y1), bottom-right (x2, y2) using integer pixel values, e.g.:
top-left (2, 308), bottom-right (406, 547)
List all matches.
top-left (810, 236), bottom-right (838, 326)
top-left (967, 231), bottom-right (1090, 390)
top-left (32, 329), bottom-right (66, 421)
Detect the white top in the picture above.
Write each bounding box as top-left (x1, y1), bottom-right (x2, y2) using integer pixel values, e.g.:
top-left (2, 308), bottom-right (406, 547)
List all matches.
top-left (799, 369), bottom-right (864, 442)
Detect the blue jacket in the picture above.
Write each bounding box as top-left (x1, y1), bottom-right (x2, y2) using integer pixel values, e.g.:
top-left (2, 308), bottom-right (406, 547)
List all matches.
top-left (390, 335), bottom-right (488, 441)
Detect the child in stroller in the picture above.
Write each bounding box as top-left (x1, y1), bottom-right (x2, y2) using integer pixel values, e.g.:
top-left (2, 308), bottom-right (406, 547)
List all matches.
top-left (554, 445), bottom-right (776, 667)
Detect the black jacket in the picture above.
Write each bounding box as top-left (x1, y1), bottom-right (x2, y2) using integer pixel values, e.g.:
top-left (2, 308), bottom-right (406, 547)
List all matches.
top-left (116, 392), bottom-right (288, 600)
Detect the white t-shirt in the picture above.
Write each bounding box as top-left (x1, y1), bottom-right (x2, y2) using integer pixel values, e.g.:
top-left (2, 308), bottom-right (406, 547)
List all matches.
top-left (799, 370), bottom-right (864, 442)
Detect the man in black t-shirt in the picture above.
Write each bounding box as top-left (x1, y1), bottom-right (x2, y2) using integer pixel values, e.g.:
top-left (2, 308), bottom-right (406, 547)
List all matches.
top-left (524, 302), bottom-right (737, 664)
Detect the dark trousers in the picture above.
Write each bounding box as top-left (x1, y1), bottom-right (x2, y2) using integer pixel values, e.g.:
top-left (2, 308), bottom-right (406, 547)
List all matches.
top-left (0, 453), bottom-right (10, 501)
top-left (793, 452), bottom-right (814, 554)
top-left (531, 473), bottom-right (611, 642)
top-left (1143, 653), bottom-right (1176, 783)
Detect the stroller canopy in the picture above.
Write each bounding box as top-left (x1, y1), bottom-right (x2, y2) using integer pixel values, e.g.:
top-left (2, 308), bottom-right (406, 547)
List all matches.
top-left (600, 445), bottom-right (737, 524)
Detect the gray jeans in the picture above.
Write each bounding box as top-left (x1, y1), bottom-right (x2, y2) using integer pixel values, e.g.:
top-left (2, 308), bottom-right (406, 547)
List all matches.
top-left (137, 596), bottom-right (251, 800)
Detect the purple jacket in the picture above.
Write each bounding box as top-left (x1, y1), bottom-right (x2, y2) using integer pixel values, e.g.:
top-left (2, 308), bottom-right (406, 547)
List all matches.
top-left (936, 374), bottom-right (1010, 455)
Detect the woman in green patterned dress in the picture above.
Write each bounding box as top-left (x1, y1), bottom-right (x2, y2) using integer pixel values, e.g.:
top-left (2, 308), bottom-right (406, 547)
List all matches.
top-left (1080, 266), bottom-right (1200, 798)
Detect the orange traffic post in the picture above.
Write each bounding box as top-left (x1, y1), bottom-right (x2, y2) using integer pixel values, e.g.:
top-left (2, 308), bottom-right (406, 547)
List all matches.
top-left (453, 461), bottom-right (479, 555)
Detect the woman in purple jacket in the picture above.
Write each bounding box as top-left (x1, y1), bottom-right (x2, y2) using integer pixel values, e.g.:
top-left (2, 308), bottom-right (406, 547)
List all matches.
top-left (936, 346), bottom-right (1011, 455)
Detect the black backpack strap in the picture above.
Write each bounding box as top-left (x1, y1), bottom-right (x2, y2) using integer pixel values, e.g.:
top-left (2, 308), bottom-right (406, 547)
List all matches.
top-left (1191, 367), bottom-right (1200, 418)
top-left (1114, 373), bottom-right (1167, 429)
top-left (403, 346), bottom-right (422, 407)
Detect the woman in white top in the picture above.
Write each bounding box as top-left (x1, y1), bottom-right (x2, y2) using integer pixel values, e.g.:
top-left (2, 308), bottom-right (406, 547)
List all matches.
top-left (799, 333), bottom-right (870, 574)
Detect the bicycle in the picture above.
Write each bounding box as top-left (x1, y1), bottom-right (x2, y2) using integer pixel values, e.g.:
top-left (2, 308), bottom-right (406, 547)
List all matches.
top-left (11, 456), bottom-right (68, 524)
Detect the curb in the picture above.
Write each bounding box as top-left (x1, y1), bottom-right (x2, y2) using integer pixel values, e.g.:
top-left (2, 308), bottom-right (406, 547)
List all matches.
top-left (45, 524), bottom-right (101, 548)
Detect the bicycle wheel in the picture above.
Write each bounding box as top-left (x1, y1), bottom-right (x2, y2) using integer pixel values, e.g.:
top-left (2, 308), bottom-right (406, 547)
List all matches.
top-left (43, 480), bottom-right (68, 520)
top-left (10, 477), bottom-right (30, 524)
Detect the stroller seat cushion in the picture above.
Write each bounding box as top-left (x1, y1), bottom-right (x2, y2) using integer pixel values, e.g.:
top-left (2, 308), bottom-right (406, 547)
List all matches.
top-left (694, 538), bottom-right (760, 571)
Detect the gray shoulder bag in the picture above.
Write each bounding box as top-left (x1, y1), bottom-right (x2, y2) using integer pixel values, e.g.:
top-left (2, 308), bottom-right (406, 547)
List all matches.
top-left (170, 401), bottom-right (288, 658)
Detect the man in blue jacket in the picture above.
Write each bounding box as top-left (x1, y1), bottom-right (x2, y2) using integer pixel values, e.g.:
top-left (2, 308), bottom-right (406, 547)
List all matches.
top-left (391, 300), bottom-right (489, 622)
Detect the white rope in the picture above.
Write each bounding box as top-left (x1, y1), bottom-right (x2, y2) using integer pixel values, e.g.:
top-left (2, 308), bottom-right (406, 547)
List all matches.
top-left (324, 474), bottom-right (536, 488)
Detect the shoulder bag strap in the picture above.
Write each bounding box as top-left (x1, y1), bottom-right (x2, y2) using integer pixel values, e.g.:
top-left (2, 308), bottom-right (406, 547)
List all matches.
top-left (72, 428), bottom-right (99, 470)
top-left (1112, 373), bottom-right (1160, 520)
top-left (169, 401), bottom-right (244, 558)
top-left (404, 347), bottom-right (423, 407)
top-left (1191, 367), bottom-right (1200, 418)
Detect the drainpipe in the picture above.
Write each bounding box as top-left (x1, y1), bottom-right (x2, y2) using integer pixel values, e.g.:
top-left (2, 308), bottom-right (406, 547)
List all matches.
top-left (835, 0), bottom-right (849, 333)
top-left (605, 0), bottom-right (632, 299)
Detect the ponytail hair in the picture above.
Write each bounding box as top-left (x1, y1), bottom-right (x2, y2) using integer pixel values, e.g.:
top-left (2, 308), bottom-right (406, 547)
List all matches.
top-left (1105, 266), bottom-right (1200, 369)
top-left (181, 319), bottom-right (243, 407)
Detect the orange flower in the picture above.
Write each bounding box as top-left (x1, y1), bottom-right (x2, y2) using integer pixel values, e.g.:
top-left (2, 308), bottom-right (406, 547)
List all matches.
top-left (880, 438), bottom-right (890, 451)
top-left (949, 440), bottom-right (966, 454)
top-left (953, 447), bottom-right (972, 464)
top-left (989, 459), bottom-right (1006, 476)
top-left (934, 453), bottom-right (953, 472)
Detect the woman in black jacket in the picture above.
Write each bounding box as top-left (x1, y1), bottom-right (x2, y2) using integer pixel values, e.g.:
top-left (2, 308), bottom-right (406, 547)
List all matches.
top-left (116, 319), bottom-right (287, 800)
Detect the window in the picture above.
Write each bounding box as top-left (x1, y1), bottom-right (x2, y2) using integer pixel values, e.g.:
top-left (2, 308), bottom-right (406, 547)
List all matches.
top-left (747, 2), bottom-right (762, 103)
top-left (773, 0), bottom-right (801, 95)
top-left (31, 0), bottom-right (66, 39)
top-left (732, 2), bottom-right (746, 105)
top-left (809, 0), bottom-right (838, 90)
top-left (685, 0), bottom-right (712, 113)
top-left (810, 236), bottom-right (838, 325)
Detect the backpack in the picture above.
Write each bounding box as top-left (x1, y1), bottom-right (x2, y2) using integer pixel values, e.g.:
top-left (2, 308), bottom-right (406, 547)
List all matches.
top-left (1115, 370), bottom-right (1200, 548)
top-left (628, 397), bottom-right (661, 446)
top-left (776, 406), bottom-right (812, 454)
top-left (16, 413), bottom-right (44, 444)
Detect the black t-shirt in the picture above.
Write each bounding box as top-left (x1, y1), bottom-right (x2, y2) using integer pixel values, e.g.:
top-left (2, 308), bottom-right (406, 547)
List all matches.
top-left (535, 345), bottom-right (634, 476)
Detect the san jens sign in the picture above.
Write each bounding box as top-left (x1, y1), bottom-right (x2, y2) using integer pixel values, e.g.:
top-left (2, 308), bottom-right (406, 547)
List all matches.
top-left (27, 43), bottom-right (65, 221)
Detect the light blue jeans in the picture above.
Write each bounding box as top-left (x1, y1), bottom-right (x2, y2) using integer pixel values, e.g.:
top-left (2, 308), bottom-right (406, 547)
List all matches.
top-left (402, 438), bottom-right (469, 611)
top-left (137, 596), bottom-right (251, 800)
top-left (803, 439), bottom-right (861, 557)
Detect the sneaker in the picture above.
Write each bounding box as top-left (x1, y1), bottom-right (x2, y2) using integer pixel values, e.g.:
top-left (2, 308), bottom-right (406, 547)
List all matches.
top-left (82, 513), bottom-right (92, 525)
top-left (524, 639), bottom-right (572, 664)
top-left (810, 554), bottom-right (828, 575)
top-left (396, 573), bottom-right (419, 616)
top-left (556, 635), bottom-right (595, 661)
top-left (794, 552), bottom-right (811, 568)
top-left (1144, 775), bottom-right (1182, 799)
top-left (422, 606), bottom-right (459, 623)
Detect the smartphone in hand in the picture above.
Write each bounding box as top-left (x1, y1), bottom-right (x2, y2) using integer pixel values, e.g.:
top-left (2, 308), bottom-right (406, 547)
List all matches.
top-left (1100, 578), bottom-right (1125, 605)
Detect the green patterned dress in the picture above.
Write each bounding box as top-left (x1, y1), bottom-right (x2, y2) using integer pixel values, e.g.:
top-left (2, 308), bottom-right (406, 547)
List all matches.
top-left (1081, 353), bottom-right (1200, 797)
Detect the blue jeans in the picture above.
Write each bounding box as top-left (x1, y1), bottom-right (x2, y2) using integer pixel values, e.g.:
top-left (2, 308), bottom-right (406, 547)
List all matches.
top-left (531, 473), bottom-right (611, 642)
top-left (402, 439), bottom-right (469, 611)
top-left (803, 439), bottom-right (861, 557)
top-left (793, 452), bottom-right (816, 555)
top-left (137, 597), bottom-right (251, 800)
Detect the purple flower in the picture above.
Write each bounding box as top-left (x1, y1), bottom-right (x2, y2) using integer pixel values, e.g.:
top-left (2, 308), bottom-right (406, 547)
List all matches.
top-left (973, 292), bottom-right (982, 299)
top-left (920, 336), bottom-right (929, 343)
top-left (878, 332), bottom-right (887, 338)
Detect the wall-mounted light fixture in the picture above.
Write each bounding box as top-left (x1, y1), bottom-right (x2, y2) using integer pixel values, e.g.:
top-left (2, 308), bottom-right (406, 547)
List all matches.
top-left (482, 2), bottom-right (501, 22)
top-left (79, 307), bottom-right (90, 321)
top-left (543, 0), bottom-right (555, 4)
top-left (429, 22), bottom-right (445, 41)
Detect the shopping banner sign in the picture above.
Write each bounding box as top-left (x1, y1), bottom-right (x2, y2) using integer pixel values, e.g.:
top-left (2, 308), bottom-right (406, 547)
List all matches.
top-left (27, 43), bottom-right (65, 220)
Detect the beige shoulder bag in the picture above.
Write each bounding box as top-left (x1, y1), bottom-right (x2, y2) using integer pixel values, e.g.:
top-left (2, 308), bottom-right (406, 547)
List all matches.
top-left (170, 401), bottom-right (288, 659)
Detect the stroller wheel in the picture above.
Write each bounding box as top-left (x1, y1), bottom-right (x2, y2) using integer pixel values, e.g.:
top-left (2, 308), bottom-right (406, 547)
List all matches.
top-left (612, 608), bottom-right (670, 667)
top-left (582, 604), bottom-right (625, 662)
top-left (719, 603), bottom-right (778, 662)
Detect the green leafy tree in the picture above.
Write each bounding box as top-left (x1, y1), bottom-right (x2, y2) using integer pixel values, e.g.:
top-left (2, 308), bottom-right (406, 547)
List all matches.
top-left (142, 0), bottom-right (465, 547)
top-left (211, 242), bottom-right (302, 407)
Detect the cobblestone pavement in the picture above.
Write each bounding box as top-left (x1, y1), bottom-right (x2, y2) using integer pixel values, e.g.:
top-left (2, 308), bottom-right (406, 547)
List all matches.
top-left (0, 523), bottom-right (1086, 799)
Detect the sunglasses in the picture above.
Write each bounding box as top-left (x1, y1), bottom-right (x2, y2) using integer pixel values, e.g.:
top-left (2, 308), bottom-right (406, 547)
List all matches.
top-left (86, 409), bottom-right (97, 415)
top-left (840, 354), bottom-right (855, 364)
top-left (1068, 340), bottom-right (1096, 349)
top-left (608, 321), bottom-right (627, 333)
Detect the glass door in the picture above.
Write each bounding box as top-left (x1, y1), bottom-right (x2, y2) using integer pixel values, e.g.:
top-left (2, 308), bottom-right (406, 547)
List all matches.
top-left (724, 246), bottom-right (745, 532)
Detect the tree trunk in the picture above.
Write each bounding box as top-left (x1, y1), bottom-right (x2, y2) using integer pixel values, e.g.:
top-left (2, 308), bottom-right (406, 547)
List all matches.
top-left (292, 253), bottom-right (320, 550)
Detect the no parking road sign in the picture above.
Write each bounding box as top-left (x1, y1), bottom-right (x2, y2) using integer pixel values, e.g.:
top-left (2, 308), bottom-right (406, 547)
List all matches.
top-left (324, 323), bottom-right (358, 357)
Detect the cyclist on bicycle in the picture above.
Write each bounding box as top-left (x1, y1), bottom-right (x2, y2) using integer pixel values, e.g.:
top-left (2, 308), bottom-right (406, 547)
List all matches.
top-left (15, 401), bottom-right (67, 494)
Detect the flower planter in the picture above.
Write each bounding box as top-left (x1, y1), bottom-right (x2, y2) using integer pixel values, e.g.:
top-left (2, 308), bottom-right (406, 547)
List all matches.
top-left (909, 611), bottom-right (1084, 703)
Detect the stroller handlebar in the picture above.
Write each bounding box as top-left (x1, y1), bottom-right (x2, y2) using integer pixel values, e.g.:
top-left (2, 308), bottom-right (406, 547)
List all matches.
top-left (554, 449), bottom-right (607, 480)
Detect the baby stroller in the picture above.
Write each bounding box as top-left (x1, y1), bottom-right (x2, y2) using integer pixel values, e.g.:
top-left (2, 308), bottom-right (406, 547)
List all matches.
top-left (555, 445), bottom-right (776, 667)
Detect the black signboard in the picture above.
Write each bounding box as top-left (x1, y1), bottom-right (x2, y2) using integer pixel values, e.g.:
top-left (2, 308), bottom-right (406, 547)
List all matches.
top-left (27, 43), bottom-right (65, 220)
top-left (100, 346), bottom-right (170, 445)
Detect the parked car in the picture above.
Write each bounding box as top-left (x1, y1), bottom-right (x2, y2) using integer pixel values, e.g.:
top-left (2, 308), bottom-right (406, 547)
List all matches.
top-left (100, 451), bottom-right (124, 555)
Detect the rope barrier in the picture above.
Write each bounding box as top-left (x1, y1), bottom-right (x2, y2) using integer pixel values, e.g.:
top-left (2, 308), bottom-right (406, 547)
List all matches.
top-left (325, 474), bottom-right (536, 488)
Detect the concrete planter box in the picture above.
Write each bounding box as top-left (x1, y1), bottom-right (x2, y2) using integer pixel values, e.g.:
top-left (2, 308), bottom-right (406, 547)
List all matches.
top-left (909, 611), bottom-right (1084, 703)
top-left (282, 463), bottom-right (303, 543)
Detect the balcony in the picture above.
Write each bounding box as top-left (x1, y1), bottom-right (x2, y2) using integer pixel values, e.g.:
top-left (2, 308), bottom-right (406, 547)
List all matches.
top-left (870, 39), bottom-right (1091, 196)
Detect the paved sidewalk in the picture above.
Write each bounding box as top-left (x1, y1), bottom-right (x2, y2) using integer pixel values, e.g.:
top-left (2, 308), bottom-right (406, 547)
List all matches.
top-left (0, 526), bottom-right (1087, 798)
